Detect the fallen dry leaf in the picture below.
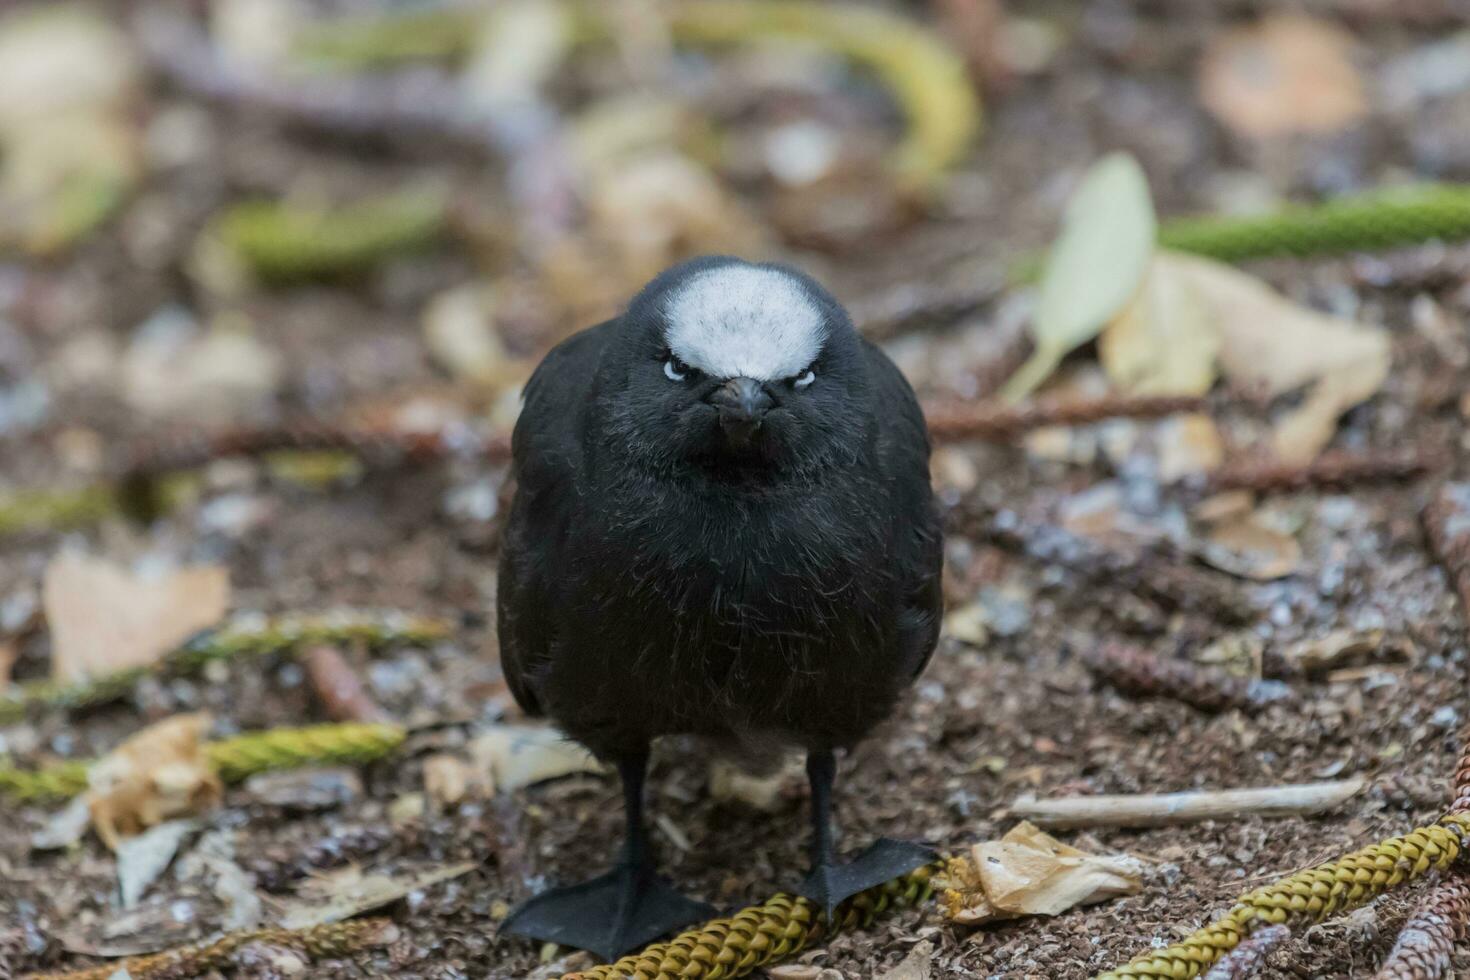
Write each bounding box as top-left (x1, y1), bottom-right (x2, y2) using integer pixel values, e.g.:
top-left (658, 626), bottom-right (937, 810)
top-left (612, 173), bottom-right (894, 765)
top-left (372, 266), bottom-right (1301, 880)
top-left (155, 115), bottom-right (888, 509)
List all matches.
top-left (1195, 631), bottom-right (1265, 680)
top-left (879, 940), bottom-right (934, 980)
top-left (44, 553), bottom-right (230, 685)
top-left (943, 601), bottom-right (990, 648)
top-left (1284, 628), bottom-right (1399, 673)
top-left (1197, 513), bottom-right (1303, 581)
top-left (941, 821), bottom-right (1142, 924)
top-left (1100, 255), bottom-right (1219, 396)
top-left (423, 753), bottom-right (492, 807)
top-left (1164, 251), bottom-right (1390, 462)
top-left (32, 796), bottom-right (92, 852)
top-left (1199, 14), bottom-right (1366, 140)
top-left (116, 819), bottom-right (197, 908)
top-left (708, 754), bottom-right (803, 812)
top-left (86, 713), bottom-right (222, 850)
top-left (467, 724), bottom-right (604, 793)
top-left (122, 318), bottom-right (283, 421)
top-left (279, 861), bottom-right (477, 929)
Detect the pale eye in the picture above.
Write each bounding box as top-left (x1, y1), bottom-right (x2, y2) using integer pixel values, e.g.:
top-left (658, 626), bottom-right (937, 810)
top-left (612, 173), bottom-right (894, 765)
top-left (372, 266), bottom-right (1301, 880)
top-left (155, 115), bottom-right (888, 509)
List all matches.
top-left (794, 369), bottom-right (816, 389)
top-left (664, 359), bottom-right (687, 382)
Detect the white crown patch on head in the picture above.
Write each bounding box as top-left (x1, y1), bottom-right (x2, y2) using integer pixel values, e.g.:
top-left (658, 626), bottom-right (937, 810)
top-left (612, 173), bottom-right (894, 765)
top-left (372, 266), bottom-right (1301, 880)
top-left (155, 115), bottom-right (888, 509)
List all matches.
top-left (663, 265), bottom-right (826, 382)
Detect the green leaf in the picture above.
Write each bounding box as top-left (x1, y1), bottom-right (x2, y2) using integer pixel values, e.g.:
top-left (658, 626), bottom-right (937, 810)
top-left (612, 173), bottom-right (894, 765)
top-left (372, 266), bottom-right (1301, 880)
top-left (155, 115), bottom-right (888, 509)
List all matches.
top-left (1002, 153), bottom-right (1156, 401)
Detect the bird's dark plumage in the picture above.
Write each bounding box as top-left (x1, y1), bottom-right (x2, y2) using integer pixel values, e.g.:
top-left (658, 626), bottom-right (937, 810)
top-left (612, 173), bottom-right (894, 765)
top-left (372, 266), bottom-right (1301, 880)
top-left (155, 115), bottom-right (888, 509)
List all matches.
top-left (497, 256), bottom-right (942, 957)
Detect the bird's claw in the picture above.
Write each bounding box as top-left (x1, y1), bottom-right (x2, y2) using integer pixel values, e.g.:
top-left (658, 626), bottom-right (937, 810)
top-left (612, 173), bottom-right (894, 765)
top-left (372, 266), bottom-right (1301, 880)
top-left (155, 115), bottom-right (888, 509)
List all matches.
top-left (798, 838), bottom-right (936, 924)
top-left (499, 863), bottom-right (713, 960)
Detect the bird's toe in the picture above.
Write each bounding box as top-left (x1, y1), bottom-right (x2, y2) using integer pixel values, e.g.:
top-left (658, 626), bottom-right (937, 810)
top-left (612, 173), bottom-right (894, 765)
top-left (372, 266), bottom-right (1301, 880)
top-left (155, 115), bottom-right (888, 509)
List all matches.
top-left (499, 864), bottom-right (713, 960)
top-left (798, 838), bottom-right (936, 925)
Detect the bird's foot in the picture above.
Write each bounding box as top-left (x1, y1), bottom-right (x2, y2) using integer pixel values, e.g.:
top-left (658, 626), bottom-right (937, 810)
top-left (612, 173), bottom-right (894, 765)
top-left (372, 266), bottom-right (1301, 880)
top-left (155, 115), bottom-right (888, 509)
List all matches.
top-left (798, 838), bottom-right (936, 924)
top-left (498, 863), bottom-right (714, 960)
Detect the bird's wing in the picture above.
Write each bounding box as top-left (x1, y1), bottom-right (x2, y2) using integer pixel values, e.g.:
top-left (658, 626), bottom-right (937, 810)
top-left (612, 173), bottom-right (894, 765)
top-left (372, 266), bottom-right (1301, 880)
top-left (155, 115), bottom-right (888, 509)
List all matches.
top-left (863, 339), bottom-right (944, 681)
top-left (498, 318), bottom-right (619, 716)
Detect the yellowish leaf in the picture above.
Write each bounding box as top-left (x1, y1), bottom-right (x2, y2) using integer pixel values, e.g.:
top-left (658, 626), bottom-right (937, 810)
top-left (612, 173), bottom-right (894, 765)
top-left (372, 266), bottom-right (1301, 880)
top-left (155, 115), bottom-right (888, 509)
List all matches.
top-left (1163, 251), bottom-right (1390, 462)
top-left (44, 553), bottom-right (231, 684)
top-left (85, 713), bottom-right (222, 851)
top-left (1003, 153), bottom-right (1156, 401)
top-left (941, 821), bottom-right (1142, 925)
top-left (1199, 14), bottom-right (1366, 140)
top-left (1099, 256), bottom-right (1219, 396)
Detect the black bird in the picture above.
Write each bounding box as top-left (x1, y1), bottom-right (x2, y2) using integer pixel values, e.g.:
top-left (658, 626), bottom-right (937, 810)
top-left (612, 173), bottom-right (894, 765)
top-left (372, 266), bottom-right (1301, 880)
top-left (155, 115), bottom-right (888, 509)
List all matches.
top-left (497, 256), bottom-right (943, 959)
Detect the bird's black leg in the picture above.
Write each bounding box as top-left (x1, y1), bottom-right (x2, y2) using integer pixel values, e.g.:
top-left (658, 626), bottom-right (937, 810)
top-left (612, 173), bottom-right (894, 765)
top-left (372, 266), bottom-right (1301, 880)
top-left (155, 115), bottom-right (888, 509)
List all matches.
top-left (499, 750), bottom-right (712, 960)
top-left (797, 749), bottom-right (935, 924)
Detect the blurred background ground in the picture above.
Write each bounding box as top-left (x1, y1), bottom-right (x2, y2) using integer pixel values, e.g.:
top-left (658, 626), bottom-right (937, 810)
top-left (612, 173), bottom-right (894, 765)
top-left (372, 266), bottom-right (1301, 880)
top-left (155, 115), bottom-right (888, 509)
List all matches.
top-left (2, 1), bottom-right (1470, 977)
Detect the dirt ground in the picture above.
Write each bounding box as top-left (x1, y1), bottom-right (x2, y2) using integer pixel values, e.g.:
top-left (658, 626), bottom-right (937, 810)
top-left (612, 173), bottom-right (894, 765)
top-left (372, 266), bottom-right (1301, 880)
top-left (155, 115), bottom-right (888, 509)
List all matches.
top-left (4, 1), bottom-right (1470, 978)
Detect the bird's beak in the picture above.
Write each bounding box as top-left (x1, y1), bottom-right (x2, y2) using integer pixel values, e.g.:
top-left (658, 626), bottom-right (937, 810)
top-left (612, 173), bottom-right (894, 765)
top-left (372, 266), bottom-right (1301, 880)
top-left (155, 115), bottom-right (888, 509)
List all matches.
top-left (708, 377), bottom-right (774, 444)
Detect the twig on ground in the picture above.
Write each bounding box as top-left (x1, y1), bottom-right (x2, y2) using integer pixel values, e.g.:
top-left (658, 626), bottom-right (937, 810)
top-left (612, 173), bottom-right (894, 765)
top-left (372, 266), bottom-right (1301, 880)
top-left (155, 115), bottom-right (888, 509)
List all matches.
top-left (302, 645), bottom-right (391, 724)
top-left (1011, 780), bottom-right (1365, 830)
top-left (924, 394), bottom-right (1204, 442)
top-left (1079, 642), bottom-right (1294, 714)
top-left (849, 278), bottom-right (1003, 339)
top-left (114, 419), bottom-right (508, 484)
top-left (1201, 449), bottom-right (1447, 495)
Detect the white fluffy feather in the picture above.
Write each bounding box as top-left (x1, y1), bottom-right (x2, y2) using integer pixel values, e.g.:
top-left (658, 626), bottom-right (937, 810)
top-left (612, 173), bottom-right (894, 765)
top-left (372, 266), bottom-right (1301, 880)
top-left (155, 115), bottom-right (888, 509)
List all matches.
top-left (663, 266), bottom-right (825, 381)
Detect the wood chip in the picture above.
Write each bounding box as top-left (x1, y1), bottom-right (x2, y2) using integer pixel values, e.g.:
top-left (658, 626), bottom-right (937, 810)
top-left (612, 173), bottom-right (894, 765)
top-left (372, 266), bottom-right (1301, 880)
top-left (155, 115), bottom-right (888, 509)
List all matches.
top-left (1011, 778), bottom-right (1366, 829)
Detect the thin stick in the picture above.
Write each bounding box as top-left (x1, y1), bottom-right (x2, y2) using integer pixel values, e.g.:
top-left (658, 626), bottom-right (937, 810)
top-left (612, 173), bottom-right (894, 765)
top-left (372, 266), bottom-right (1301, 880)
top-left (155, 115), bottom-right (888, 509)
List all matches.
top-left (923, 393), bottom-right (1204, 441)
top-left (1012, 779), bottom-right (1366, 829)
top-left (1203, 448), bottom-right (1447, 494)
